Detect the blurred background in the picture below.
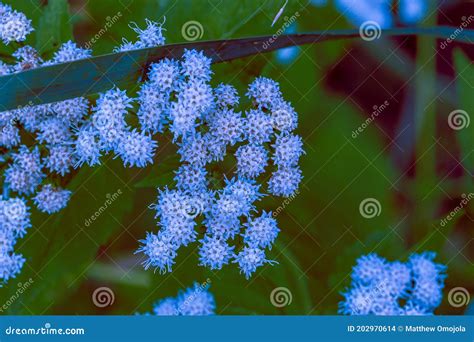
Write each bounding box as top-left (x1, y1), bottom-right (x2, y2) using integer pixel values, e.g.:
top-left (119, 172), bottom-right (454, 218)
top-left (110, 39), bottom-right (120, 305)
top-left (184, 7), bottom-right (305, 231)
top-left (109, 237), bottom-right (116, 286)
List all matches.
top-left (0, 0), bottom-right (473, 315)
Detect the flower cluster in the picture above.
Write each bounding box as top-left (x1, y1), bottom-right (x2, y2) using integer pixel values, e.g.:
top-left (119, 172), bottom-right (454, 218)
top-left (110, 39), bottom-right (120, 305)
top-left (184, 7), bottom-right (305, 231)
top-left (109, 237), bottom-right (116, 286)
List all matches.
top-left (136, 54), bottom-right (304, 279)
top-left (0, 3), bottom-right (304, 284)
top-left (339, 252), bottom-right (447, 315)
top-left (144, 282), bottom-right (216, 316)
top-left (0, 3), bottom-right (33, 44)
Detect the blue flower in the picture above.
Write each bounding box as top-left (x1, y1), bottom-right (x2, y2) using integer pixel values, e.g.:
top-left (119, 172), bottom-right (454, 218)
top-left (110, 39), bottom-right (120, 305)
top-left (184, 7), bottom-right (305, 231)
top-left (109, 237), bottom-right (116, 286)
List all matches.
top-left (153, 297), bottom-right (178, 316)
top-left (198, 235), bottom-right (235, 270)
top-left (244, 109), bottom-right (273, 144)
top-left (214, 83), bottom-right (239, 108)
top-left (147, 282), bottom-right (216, 316)
top-left (340, 252), bottom-right (447, 316)
top-left (0, 9), bottom-right (33, 44)
top-left (247, 77), bottom-right (282, 109)
top-left (243, 211), bottom-right (279, 249)
top-left (176, 282), bottom-right (216, 315)
top-left (268, 166), bottom-right (302, 197)
top-left (0, 252), bottom-right (25, 283)
top-left (115, 129), bottom-right (157, 168)
top-left (136, 232), bottom-right (177, 273)
top-left (235, 144), bottom-right (268, 179)
top-left (181, 49), bottom-right (213, 81)
top-left (73, 125), bottom-right (102, 168)
top-left (272, 133), bottom-right (304, 167)
top-left (148, 58), bottom-right (180, 93)
top-left (48, 40), bottom-right (91, 64)
top-left (0, 197), bottom-right (31, 238)
top-left (174, 164), bottom-right (208, 192)
top-left (33, 184), bottom-right (71, 214)
top-left (44, 145), bottom-right (75, 176)
top-left (234, 246), bottom-right (276, 279)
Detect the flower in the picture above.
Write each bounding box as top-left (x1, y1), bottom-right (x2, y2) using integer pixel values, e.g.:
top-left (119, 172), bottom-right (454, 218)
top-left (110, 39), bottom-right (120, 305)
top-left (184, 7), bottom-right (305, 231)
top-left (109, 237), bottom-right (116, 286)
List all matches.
top-left (33, 184), bottom-right (71, 214)
top-left (0, 10), bottom-right (33, 44)
top-left (339, 252), bottom-right (446, 316)
top-left (234, 246), bottom-right (276, 279)
top-left (146, 282), bottom-right (216, 316)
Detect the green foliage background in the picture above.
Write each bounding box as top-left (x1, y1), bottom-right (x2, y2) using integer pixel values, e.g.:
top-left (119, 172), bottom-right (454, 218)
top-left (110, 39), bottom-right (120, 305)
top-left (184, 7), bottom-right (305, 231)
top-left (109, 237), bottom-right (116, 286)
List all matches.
top-left (0, 0), bottom-right (472, 315)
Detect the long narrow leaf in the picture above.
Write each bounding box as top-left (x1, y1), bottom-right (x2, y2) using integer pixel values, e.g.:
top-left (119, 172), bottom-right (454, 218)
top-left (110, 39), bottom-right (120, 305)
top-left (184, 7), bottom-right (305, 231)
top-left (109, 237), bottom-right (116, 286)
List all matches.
top-left (0, 27), bottom-right (472, 111)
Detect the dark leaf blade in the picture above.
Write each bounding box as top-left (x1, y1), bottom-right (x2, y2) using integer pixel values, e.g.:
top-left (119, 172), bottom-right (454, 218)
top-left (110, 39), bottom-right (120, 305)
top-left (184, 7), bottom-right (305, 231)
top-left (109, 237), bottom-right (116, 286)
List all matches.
top-left (0, 27), bottom-right (473, 111)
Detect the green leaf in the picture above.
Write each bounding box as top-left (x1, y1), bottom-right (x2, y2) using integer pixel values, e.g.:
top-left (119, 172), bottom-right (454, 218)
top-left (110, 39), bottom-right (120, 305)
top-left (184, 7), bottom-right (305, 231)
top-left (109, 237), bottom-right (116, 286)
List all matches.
top-left (36, 0), bottom-right (73, 55)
